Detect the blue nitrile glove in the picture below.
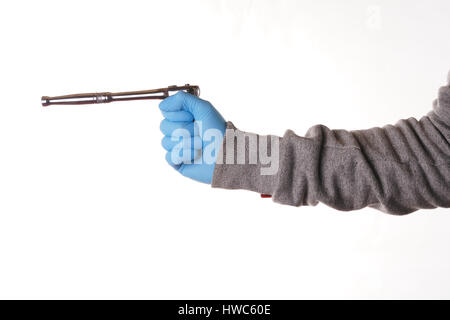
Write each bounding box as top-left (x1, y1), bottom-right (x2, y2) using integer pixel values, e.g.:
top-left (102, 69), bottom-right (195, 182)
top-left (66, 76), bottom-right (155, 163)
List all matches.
top-left (159, 91), bottom-right (226, 184)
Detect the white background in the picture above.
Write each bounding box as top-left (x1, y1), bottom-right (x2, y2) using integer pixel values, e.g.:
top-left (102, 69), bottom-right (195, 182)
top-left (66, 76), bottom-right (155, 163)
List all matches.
top-left (0, 0), bottom-right (449, 299)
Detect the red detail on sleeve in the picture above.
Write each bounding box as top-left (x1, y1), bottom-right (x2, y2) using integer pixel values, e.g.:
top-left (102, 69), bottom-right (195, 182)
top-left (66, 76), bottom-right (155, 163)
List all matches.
top-left (260, 194), bottom-right (272, 198)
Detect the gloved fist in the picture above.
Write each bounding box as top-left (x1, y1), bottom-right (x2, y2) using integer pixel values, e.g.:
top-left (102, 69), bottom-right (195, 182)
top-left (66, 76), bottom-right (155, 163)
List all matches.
top-left (159, 91), bottom-right (226, 184)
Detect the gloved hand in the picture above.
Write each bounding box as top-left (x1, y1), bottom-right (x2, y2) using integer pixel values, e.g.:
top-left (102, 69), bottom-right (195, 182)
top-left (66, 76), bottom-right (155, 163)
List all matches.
top-left (159, 91), bottom-right (226, 184)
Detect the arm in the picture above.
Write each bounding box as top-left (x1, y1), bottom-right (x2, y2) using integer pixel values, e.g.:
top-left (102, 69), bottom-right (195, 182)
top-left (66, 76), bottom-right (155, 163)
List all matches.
top-left (160, 73), bottom-right (450, 215)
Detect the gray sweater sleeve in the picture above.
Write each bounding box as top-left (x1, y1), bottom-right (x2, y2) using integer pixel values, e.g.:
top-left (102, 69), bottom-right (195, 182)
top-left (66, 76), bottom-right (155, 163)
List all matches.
top-left (212, 77), bottom-right (450, 215)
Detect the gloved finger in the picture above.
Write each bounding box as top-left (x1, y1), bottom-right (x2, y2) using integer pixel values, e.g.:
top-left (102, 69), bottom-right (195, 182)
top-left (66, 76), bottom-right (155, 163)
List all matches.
top-left (161, 110), bottom-right (194, 122)
top-left (165, 148), bottom-right (201, 165)
top-left (159, 119), bottom-right (195, 136)
top-left (159, 91), bottom-right (213, 119)
top-left (164, 151), bottom-right (181, 171)
top-left (159, 91), bottom-right (198, 112)
top-left (160, 91), bottom-right (224, 127)
top-left (161, 135), bottom-right (202, 152)
top-left (179, 163), bottom-right (215, 184)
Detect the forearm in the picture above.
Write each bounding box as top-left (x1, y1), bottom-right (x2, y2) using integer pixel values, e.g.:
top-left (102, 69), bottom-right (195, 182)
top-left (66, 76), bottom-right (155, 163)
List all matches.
top-left (212, 83), bottom-right (450, 215)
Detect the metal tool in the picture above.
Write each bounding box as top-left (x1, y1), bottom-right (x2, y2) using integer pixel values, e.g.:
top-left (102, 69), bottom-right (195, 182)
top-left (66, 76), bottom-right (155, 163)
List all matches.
top-left (41, 84), bottom-right (200, 107)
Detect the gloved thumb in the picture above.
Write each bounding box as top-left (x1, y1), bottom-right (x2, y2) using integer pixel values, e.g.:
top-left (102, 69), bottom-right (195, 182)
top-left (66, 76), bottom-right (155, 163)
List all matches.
top-left (159, 91), bottom-right (211, 120)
